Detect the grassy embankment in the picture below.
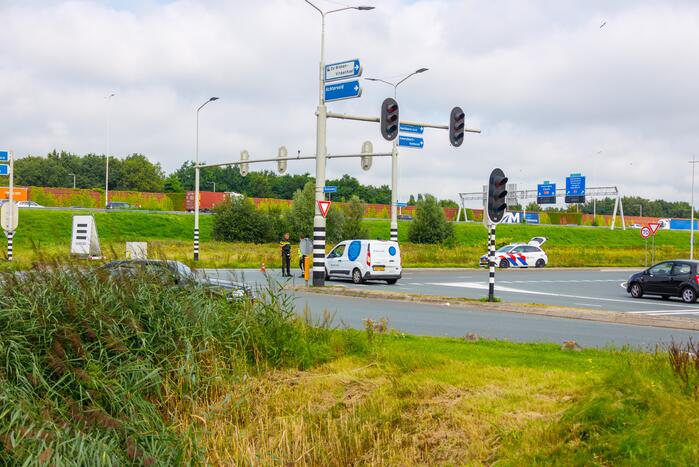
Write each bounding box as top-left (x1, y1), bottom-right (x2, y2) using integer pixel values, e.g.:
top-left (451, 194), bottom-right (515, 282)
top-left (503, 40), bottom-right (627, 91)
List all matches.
top-left (3, 209), bottom-right (691, 269)
top-left (2, 266), bottom-right (699, 464)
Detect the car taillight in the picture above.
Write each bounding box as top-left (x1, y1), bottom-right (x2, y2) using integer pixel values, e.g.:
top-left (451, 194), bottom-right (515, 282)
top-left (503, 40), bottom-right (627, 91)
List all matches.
top-left (695, 275), bottom-right (699, 285)
top-left (367, 246), bottom-right (371, 267)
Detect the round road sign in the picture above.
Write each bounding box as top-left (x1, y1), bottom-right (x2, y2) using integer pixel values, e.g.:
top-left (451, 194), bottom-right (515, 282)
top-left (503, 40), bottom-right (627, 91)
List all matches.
top-left (640, 226), bottom-right (651, 239)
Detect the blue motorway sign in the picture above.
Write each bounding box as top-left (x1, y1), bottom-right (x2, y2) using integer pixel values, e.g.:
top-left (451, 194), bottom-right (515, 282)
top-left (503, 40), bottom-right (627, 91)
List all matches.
top-left (565, 175), bottom-right (586, 203)
top-left (396, 202), bottom-right (408, 207)
top-left (537, 182), bottom-right (556, 204)
top-left (325, 80), bottom-right (362, 102)
top-left (399, 123), bottom-right (424, 134)
top-left (0, 151), bottom-right (9, 162)
top-left (0, 164), bottom-right (9, 176)
top-left (323, 185), bottom-right (338, 193)
top-left (325, 59), bottom-right (362, 82)
top-left (398, 135), bottom-right (424, 149)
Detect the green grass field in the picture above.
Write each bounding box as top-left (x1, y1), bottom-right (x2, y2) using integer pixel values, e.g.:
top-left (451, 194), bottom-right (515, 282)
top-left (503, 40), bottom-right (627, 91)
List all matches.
top-left (3, 209), bottom-right (691, 269)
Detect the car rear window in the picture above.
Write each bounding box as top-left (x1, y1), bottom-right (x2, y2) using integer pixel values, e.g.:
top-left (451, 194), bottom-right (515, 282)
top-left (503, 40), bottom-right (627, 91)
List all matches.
top-left (673, 263), bottom-right (692, 275)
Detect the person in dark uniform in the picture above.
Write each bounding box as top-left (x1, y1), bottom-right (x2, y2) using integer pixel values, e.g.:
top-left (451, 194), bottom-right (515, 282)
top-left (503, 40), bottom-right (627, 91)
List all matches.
top-left (279, 232), bottom-right (291, 277)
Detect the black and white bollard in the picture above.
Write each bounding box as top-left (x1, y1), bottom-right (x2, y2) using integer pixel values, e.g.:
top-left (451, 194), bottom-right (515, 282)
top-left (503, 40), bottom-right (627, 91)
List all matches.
top-left (488, 224), bottom-right (496, 302)
top-left (312, 225), bottom-right (326, 286)
top-left (6, 231), bottom-right (13, 262)
top-left (193, 228), bottom-right (199, 261)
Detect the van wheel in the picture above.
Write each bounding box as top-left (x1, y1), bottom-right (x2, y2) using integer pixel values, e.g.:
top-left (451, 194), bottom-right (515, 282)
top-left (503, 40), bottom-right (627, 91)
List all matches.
top-left (499, 259), bottom-right (509, 268)
top-left (386, 279), bottom-right (398, 285)
top-left (535, 259), bottom-right (545, 268)
top-left (681, 287), bottom-right (697, 303)
top-left (352, 268), bottom-right (364, 284)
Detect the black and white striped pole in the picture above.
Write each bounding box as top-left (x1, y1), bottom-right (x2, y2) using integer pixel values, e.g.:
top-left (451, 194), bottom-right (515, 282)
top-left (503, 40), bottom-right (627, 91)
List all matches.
top-left (6, 231), bottom-right (13, 262)
top-left (488, 224), bottom-right (496, 302)
top-left (486, 168), bottom-right (509, 302)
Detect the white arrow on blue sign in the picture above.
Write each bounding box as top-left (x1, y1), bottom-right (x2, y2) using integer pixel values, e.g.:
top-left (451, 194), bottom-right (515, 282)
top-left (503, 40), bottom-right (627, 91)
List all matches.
top-left (0, 151), bottom-right (9, 162)
top-left (399, 123), bottom-right (424, 134)
top-left (325, 59), bottom-right (362, 82)
top-left (0, 164), bottom-right (9, 176)
top-left (398, 135), bottom-right (424, 149)
top-left (325, 80), bottom-right (362, 102)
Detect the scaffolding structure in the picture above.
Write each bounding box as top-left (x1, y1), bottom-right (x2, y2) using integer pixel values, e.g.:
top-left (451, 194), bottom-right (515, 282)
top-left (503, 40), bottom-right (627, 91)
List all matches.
top-left (457, 186), bottom-right (626, 230)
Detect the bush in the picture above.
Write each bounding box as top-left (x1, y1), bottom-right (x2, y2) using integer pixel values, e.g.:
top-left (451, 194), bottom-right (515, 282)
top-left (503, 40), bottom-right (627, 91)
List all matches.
top-left (286, 182), bottom-right (345, 243)
top-left (342, 195), bottom-right (368, 239)
top-left (212, 196), bottom-right (274, 243)
top-left (408, 194), bottom-right (454, 243)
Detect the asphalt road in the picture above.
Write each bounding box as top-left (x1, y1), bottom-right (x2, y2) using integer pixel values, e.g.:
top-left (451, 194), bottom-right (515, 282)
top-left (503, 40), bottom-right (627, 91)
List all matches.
top-left (199, 267), bottom-right (699, 348)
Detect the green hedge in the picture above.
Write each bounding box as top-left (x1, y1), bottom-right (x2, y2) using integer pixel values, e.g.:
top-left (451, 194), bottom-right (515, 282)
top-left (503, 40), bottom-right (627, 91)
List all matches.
top-left (29, 187), bottom-right (100, 208)
top-left (165, 192), bottom-right (186, 211)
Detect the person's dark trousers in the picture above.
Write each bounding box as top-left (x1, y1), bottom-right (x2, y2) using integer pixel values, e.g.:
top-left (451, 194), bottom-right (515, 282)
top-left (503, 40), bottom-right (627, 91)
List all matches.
top-left (299, 255), bottom-right (306, 272)
top-left (282, 254), bottom-right (291, 276)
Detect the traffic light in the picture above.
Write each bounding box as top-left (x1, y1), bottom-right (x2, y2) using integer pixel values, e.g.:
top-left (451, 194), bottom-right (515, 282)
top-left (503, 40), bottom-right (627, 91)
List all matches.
top-left (360, 141), bottom-right (373, 171)
top-left (380, 98), bottom-right (399, 141)
top-left (449, 106), bottom-right (465, 147)
top-left (487, 168), bottom-right (508, 224)
top-left (240, 150), bottom-right (249, 177)
top-left (277, 146), bottom-right (287, 174)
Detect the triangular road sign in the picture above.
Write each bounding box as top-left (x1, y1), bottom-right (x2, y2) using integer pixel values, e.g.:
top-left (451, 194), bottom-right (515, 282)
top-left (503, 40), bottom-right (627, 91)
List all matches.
top-left (318, 200), bottom-right (331, 218)
top-left (648, 223), bottom-right (660, 235)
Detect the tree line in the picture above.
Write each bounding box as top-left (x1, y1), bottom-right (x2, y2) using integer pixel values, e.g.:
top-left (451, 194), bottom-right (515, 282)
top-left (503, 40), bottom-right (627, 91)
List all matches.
top-left (516, 196), bottom-right (695, 218)
top-left (9, 151), bottom-right (393, 204)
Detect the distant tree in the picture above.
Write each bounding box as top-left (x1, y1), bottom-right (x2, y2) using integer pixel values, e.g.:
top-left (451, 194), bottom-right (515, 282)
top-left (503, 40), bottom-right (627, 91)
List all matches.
top-left (163, 173), bottom-right (184, 192)
top-left (525, 202), bottom-right (539, 212)
top-left (408, 194), bottom-right (416, 206)
top-left (342, 195), bottom-right (368, 239)
top-left (113, 154), bottom-right (165, 192)
top-left (417, 194), bottom-right (424, 202)
top-left (212, 196), bottom-right (274, 243)
top-left (438, 199), bottom-right (459, 208)
top-left (408, 194), bottom-right (454, 244)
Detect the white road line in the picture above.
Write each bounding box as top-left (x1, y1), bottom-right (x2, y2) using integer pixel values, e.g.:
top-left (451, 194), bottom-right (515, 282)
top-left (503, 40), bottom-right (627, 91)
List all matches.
top-left (574, 303), bottom-right (603, 307)
top-left (628, 310), bottom-right (699, 315)
top-left (428, 281), bottom-right (699, 309)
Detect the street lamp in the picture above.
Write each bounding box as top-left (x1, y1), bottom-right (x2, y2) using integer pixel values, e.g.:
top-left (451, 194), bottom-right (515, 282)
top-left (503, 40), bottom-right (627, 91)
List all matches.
top-left (690, 155), bottom-right (698, 259)
top-left (69, 173), bottom-right (76, 189)
top-left (210, 181), bottom-right (216, 192)
top-left (303, 0), bottom-right (374, 286)
top-left (105, 93), bottom-right (115, 207)
top-left (194, 96), bottom-right (219, 261)
top-left (637, 204), bottom-right (643, 218)
top-left (366, 68), bottom-right (429, 241)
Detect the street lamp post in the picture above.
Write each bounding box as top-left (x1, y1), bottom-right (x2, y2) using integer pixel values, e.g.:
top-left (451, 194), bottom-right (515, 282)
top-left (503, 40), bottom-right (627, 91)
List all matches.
top-left (690, 156), bottom-right (698, 259)
top-left (105, 93), bottom-right (115, 207)
top-left (366, 68), bottom-right (428, 241)
top-left (69, 173), bottom-right (76, 189)
top-left (194, 96), bottom-right (220, 261)
top-left (210, 181), bottom-right (216, 192)
top-left (304, 1), bottom-right (374, 286)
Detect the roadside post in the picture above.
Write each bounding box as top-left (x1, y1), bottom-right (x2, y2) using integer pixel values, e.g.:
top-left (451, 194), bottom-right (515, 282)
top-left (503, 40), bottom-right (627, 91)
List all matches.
top-left (640, 226), bottom-right (651, 266)
top-left (486, 168), bottom-right (509, 302)
top-left (648, 222), bottom-right (660, 264)
top-left (0, 150), bottom-right (16, 261)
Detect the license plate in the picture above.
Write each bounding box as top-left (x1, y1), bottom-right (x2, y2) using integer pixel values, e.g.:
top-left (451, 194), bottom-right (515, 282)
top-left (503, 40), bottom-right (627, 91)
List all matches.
top-left (373, 266), bottom-right (385, 271)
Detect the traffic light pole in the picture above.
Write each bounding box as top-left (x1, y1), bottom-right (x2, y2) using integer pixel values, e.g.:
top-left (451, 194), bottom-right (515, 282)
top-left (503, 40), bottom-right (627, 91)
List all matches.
top-left (390, 140), bottom-right (398, 241)
top-left (488, 223), bottom-right (496, 302)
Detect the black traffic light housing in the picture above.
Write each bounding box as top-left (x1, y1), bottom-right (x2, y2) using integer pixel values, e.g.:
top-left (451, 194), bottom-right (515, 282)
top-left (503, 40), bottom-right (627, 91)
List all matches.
top-left (487, 168), bottom-right (508, 224)
top-left (449, 106), bottom-right (465, 147)
top-left (380, 98), bottom-right (399, 141)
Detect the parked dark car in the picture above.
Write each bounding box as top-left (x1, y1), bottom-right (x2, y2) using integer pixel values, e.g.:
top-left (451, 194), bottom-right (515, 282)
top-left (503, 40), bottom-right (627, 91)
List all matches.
top-left (98, 260), bottom-right (253, 301)
top-left (627, 260), bottom-right (699, 303)
top-left (397, 214), bottom-right (413, 220)
top-left (106, 202), bottom-right (133, 209)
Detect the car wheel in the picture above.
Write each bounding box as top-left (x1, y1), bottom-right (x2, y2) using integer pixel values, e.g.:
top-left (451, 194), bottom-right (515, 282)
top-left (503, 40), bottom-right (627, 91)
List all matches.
top-left (535, 259), bottom-right (545, 268)
top-left (352, 268), bottom-right (364, 284)
top-left (386, 279), bottom-right (398, 285)
top-left (681, 287), bottom-right (697, 304)
top-left (630, 282), bottom-right (643, 298)
top-left (499, 259), bottom-right (509, 268)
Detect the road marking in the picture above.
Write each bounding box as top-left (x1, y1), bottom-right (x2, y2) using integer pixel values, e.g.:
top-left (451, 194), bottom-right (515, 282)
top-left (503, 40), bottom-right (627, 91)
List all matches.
top-left (428, 281), bottom-right (699, 309)
top-left (628, 310), bottom-right (699, 315)
top-left (574, 303), bottom-right (602, 307)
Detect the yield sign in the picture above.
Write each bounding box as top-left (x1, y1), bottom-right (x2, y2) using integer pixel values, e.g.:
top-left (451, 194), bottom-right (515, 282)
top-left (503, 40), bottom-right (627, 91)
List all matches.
top-left (648, 223), bottom-right (660, 235)
top-left (318, 200), bottom-right (331, 218)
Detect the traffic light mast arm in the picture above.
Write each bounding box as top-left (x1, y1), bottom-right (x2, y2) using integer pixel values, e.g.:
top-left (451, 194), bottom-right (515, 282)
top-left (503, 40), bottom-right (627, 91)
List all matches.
top-left (326, 111), bottom-right (482, 133)
top-left (197, 152), bottom-right (393, 169)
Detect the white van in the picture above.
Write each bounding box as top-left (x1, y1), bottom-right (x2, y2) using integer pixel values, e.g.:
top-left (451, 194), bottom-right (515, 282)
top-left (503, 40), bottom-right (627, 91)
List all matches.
top-left (325, 240), bottom-right (402, 284)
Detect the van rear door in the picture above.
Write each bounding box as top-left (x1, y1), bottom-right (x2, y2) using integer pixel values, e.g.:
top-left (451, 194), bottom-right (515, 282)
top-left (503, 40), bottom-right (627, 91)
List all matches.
top-left (369, 241), bottom-right (401, 274)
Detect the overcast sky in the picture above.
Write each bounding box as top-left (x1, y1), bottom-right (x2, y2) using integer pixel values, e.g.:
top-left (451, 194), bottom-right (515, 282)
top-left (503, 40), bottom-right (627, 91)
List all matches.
top-left (1, 0), bottom-right (698, 206)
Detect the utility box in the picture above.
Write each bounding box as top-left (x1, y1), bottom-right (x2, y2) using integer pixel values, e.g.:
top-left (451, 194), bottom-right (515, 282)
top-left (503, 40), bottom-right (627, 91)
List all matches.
top-left (126, 242), bottom-right (148, 259)
top-left (71, 215), bottom-right (101, 258)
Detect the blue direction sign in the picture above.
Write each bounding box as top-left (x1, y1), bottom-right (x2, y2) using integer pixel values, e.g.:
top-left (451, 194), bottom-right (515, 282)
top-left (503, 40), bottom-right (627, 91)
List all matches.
top-left (398, 135), bottom-right (424, 149)
top-left (537, 182), bottom-right (556, 204)
top-left (396, 202), bottom-right (408, 208)
top-left (565, 174), bottom-right (586, 203)
top-left (0, 164), bottom-right (9, 176)
top-left (399, 123), bottom-right (424, 134)
top-left (323, 186), bottom-right (338, 193)
top-left (325, 59), bottom-right (362, 82)
top-left (0, 151), bottom-right (9, 162)
top-left (325, 80), bottom-right (362, 102)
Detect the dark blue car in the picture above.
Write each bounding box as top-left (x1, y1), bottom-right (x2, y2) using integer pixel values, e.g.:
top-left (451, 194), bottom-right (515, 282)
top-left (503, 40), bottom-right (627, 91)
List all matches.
top-left (627, 260), bottom-right (699, 303)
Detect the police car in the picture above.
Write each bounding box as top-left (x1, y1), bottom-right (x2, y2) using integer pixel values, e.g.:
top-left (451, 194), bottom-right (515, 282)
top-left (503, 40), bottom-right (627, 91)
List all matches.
top-left (479, 237), bottom-right (548, 268)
